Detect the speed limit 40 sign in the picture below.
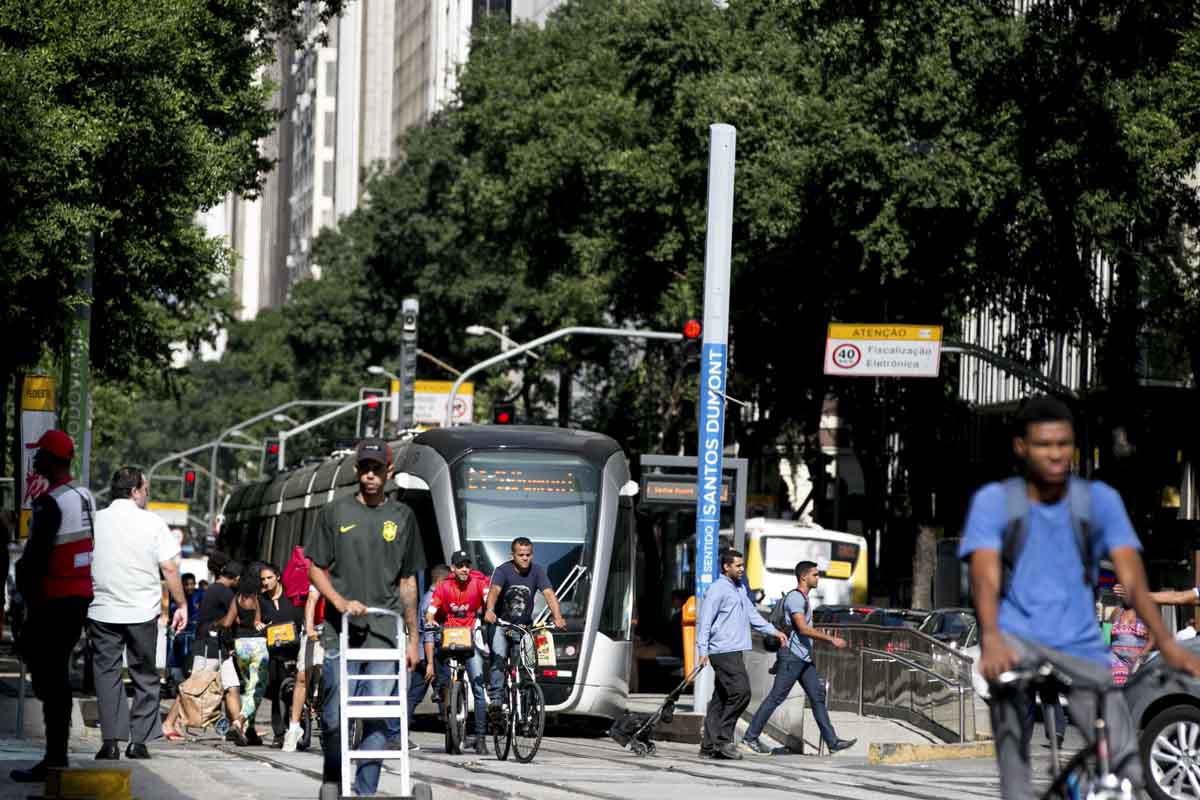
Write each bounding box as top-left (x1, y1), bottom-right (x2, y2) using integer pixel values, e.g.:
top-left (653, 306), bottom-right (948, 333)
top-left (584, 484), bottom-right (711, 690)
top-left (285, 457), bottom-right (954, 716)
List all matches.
top-left (823, 323), bottom-right (942, 378)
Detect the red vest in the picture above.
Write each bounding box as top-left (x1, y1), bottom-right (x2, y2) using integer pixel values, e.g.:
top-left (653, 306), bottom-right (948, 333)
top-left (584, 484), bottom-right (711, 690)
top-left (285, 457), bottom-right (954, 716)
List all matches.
top-left (42, 481), bottom-right (95, 599)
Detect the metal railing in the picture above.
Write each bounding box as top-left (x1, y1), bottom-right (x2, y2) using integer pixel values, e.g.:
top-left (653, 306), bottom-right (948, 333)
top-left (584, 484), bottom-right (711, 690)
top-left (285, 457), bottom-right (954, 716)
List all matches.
top-left (749, 624), bottom-right (978, 745)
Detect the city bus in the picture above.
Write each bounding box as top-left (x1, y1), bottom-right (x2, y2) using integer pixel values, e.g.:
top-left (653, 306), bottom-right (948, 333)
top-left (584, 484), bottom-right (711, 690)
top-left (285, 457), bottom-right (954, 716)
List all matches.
top-left (217, 425), bottom-right (636, 719)
top-left (742, 518), bottom-right (869, 610)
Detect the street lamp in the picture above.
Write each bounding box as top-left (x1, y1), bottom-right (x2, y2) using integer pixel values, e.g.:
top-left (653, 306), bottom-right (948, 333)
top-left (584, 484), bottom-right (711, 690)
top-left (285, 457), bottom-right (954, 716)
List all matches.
top-left (466, 325), bottom-right (540, 360)
top-left (272, 413), bottom-right (300, 426)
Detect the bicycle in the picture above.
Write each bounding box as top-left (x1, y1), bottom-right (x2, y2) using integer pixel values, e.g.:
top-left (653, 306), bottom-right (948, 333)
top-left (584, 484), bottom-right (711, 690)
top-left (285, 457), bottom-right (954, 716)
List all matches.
top-left (490, 619), bottom-right (547, 763)
top-left (428, 622), bottom-right (479, 755)
top-left (277, 656), bottom-right (314, 751)
top-left (996, 662), bottom-right (1134, 800)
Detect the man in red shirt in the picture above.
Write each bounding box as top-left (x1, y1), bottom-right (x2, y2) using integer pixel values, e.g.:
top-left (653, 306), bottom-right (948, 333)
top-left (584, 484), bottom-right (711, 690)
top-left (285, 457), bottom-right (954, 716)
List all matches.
top-left (425, 550), bottom-right (489, 754)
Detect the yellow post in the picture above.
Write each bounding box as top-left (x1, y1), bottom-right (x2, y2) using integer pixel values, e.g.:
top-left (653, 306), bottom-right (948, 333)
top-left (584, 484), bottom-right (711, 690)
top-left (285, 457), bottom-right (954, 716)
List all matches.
top-left (682, 595), bottom-right (698, 678)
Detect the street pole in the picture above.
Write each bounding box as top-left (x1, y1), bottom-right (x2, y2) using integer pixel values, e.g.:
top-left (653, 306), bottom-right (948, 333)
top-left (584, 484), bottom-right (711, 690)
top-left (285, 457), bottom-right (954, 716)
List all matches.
top-left (61, 233), bottom-right (94, 486)
top-left (692, 123), bottom-right (736, 718)
top-left (444, 326), bottom-right (683, 427)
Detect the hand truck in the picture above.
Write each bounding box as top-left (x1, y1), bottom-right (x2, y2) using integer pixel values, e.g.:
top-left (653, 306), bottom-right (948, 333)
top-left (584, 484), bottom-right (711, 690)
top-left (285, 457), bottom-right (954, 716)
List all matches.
top-left (337, 607), bottom-right (432, 800)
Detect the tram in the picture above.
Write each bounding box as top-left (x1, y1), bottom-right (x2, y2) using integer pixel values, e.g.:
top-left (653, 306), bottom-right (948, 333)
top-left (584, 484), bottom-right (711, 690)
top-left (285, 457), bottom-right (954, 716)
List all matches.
top-left (217, 425), bottom-right (637, 719)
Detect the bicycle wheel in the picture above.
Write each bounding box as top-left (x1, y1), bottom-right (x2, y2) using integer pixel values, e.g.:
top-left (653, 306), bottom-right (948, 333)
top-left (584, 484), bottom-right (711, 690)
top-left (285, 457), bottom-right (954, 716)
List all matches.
top-left (1040, 745), bottom-right (1098, 800)
top-left (447, 678), bottom-right (468, 755)
top-left (492, 683), bottom-right (512, 761)
top-left (510, 681), bottom-right (545, 763)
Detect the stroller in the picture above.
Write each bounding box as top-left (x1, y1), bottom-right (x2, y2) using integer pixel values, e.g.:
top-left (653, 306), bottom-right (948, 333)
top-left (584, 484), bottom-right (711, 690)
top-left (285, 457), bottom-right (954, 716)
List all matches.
top-left (609, 667), bottom-right (701, 756)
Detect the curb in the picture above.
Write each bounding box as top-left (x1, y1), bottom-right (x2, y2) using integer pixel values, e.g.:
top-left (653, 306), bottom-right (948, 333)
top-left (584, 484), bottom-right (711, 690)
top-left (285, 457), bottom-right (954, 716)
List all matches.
top-left (868, 740), bottom-right (995, 765)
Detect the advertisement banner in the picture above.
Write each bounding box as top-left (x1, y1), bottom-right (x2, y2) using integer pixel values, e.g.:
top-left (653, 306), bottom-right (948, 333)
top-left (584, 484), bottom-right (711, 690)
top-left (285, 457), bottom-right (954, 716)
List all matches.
top-left (61, 271), bottom-right (93, 485)
top-left (19, 375), bottom-right (57, 541)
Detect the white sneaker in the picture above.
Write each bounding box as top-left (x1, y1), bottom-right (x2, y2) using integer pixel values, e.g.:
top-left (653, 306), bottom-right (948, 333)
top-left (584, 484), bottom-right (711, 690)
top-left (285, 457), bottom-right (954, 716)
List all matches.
top-left (282, 725), bottom-right (303, 753)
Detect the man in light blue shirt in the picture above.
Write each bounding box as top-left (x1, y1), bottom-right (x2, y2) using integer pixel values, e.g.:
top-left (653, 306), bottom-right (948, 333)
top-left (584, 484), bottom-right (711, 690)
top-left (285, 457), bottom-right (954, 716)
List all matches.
top-left (960, 395), bottom-right (1200, 799)
top-left (742, 560), bottom-right (855, 755)
top-left (696, 549), bottom-right (787, 760)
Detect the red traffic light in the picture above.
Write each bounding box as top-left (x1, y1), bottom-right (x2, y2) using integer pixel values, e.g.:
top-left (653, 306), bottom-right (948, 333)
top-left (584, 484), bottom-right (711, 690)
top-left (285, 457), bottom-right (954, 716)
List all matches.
top-left (497, 411), bottom-right (511, 424)
top-left (683, 319), bottom-right (702, 340)
top-left (268, 442), bottom-right (279, 455)
top-left (366, 396), bottom-right (380, 407)
top-left (184, 470), bottom-right (196, 483)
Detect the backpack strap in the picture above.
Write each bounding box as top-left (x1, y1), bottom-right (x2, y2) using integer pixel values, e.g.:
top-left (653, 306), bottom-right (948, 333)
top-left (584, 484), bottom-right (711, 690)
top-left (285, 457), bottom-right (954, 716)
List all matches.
top-left (1000, 477), bottom-right (1029, 599)
top-left (1001, 476), bottom-right (1096, 599)
top-left (1067, 478), bottom-right (1096, 594)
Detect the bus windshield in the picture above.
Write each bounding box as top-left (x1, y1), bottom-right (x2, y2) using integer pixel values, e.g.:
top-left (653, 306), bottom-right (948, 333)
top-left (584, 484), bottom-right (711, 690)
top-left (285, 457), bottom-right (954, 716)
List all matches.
top-left (453, 450), bottom-right (599, 619)
top-left (762, 536), bottom-right (860, 579)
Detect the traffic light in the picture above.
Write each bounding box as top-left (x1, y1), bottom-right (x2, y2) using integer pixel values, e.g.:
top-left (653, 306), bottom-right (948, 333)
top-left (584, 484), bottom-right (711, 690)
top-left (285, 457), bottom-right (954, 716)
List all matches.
top-left (357, 387), bottom-right (387, 438)
top-left (262, 437), bottom-right (280, 474)
top-left (181, 469), bottom-right (197, 500)
top-left (679, 318), bottom-right (703, 365)
top-left (683, 319), bottom-right (702, 341)
top-left (492, 402), bottom-right (516, 425)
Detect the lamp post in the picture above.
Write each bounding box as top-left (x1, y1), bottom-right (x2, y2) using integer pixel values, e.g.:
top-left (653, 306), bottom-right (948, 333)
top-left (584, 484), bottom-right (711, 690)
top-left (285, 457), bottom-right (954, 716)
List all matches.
top-left (277, 396), bottom-right (384, 471)
top-left (445, 326), bottom-right (684, 427)
top-left (272, 413), bottom-right (300, 426)
top-left (207, 400), bottom-right (350, 527)
top-left (466, 325), bottom-right (541, 360)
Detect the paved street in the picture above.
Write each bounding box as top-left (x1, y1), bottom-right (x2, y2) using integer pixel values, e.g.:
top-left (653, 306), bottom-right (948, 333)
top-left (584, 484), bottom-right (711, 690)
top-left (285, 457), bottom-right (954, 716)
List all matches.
top-left (0, 724), bottom-right (1016, 800)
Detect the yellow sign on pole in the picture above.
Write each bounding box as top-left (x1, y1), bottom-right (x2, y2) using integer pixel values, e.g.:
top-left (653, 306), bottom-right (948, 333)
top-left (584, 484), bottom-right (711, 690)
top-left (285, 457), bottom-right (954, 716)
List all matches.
top-left (413, 380), bottom-right (475, 426)
top-left (823, 324), bottom-right (943, 378)
top-left (19, 375), bottom-right (57, 540)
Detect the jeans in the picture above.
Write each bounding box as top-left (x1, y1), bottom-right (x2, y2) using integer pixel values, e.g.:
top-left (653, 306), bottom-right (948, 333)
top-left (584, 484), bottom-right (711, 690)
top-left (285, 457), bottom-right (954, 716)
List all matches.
top-left (321, 648), bottom-right (399, 796)
top-left (989, 634), bottom-right (1141, 800)
top-left (701, 651), bottom-right (751, 752)
top-left (746, 651), bottom-right (837, 747)
top-left (488, 625), bottom-right (510, 700)
top-left (435, 646), bottom-right (487, 735)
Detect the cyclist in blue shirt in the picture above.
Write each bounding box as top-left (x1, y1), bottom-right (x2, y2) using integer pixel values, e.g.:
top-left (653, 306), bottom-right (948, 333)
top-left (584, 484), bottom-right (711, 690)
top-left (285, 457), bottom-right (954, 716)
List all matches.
top-left (960, 395), bottom-right (1200, 800)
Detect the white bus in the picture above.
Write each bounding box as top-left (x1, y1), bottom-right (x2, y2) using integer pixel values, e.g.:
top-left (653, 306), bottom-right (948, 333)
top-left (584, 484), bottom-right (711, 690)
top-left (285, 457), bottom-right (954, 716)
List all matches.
top-left (742, 518), bottom-right (869, 610)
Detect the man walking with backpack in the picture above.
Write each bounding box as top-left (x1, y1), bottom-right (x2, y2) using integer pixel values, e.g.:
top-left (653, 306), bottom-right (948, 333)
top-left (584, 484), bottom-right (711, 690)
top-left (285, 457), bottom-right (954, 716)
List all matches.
top-left (695, 548), bottom-right (788, 760)
top-left (741, 560), bottom-right (856, 755)
top-left (961, 395), bottom-right (1200, 800)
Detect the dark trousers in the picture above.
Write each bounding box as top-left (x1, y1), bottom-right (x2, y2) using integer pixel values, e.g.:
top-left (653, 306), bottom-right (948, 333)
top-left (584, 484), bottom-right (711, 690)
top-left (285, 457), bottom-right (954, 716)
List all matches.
top-left (702, 651), bottom-right (751, 752)
top-left (25, 597), bottom-right (89, 763)
top-left (88, 617), bottom-right (161, 744)
top-left (746, 652), bottom-right (838, 747)
top-left (265, 649), bottom-right (298, 739)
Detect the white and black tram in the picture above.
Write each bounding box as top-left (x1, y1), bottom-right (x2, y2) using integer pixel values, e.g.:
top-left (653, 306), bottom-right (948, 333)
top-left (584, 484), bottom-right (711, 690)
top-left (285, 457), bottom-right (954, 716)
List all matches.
top-left (217, 425), bottom-right (637, 719)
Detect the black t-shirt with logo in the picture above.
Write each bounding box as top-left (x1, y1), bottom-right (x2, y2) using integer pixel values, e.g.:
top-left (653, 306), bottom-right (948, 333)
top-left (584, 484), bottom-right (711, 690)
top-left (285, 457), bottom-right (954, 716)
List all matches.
top-left (307, 495), bottom-right (425, 649)
top-left (489, 561), bottom-right (552, 627)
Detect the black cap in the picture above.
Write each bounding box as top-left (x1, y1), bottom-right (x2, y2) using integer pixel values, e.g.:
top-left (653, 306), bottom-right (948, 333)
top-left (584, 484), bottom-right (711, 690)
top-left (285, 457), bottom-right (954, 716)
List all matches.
top-left (450, 550), bottom-right (471, 566)
top-left (355, 438), bottom-right (392, 466)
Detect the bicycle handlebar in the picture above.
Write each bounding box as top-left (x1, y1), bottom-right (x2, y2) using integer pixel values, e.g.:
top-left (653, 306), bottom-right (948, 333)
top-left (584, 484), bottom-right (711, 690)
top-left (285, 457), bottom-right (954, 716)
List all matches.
top-left (995, 661), bottom-right (1075, 691)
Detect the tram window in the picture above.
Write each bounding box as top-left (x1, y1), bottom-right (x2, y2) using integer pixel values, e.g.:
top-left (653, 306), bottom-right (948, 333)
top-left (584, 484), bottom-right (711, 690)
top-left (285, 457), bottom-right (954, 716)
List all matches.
top-left (453, 452), bottom-right (599, 588)
top-left (600, 500), bottom-right (634, 641)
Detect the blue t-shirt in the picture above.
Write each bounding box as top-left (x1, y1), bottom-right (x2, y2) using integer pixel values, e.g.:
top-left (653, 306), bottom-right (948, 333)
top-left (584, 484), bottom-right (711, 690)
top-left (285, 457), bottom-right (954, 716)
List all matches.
top-left (490, 561), bottom-right (552, 626)
top-left (784, 590), bottom-right (813, 662)
top-left (957, 480), bottom-right (1140, 664)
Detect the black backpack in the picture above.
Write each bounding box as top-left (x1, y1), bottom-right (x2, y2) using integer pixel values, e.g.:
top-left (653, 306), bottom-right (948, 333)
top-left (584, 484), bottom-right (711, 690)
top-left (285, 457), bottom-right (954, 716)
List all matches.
top-left (999, 476), bottom-right (1096, 599)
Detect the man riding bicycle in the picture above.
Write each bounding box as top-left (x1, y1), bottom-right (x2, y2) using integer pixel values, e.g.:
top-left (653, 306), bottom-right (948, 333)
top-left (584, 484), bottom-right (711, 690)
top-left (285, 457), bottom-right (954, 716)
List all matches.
top-left (483, 537), bottom-right (566, 715)
top-left (425, 550), bottom-right (490, 755)
top-left (961, 395), bottom-right (1200, 800)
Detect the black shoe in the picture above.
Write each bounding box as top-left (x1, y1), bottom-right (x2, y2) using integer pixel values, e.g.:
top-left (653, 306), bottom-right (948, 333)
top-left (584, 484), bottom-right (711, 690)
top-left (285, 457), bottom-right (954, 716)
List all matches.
top-left (245, 729), bottom-right (263, 747)
top-left (271, 735), bottom-right (284, 749)
top-left (828, 738), bottom-right (857, 753)
top-left (10, 759), bottom-right (62, 783)
top-left (95, 740), bottom-right (121, 760)
top-left (125, 743), bottom-right (151, 760)
top-left (698, 747), bottom-right (716, 759)
top-left (473, 736), bottom-right (488, 756)
top-left (226, 726), bottom-right (249, 747)
top-left (715, 744), bottom-right (743, 760)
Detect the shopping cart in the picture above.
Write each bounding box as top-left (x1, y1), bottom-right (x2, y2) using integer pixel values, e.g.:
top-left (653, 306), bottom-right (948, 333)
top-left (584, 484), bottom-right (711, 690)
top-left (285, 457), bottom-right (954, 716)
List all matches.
top-left (336, 607), bottom-right (432, 800)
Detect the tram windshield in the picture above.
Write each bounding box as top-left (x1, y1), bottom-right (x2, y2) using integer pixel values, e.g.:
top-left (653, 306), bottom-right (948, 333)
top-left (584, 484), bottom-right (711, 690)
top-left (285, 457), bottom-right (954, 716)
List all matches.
top-left (454, 450), bottom-right (599, 620)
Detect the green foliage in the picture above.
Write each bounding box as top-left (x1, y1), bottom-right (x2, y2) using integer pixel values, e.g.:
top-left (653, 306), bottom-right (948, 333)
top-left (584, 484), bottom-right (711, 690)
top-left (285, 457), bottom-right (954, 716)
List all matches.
top-left (0, 0), bottom-right (344, 383)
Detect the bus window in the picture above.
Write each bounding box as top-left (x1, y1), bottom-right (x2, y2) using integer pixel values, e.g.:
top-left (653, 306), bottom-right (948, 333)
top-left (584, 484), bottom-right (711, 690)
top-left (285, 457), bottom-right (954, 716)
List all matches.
top-left (762, 537), bottom-right (859, 579)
